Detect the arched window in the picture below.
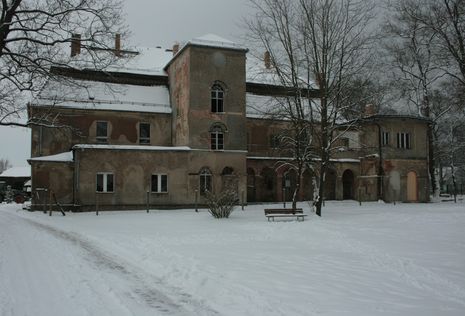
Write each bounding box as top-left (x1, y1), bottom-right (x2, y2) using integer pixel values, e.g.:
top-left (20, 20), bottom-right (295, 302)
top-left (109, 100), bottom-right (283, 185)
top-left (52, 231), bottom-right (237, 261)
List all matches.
top-left (210, 125), bottom-right (224, 150)
top-left (199, 168), bottom-right (212, 195)
top-left (211, 84), bottom-right (224, 113)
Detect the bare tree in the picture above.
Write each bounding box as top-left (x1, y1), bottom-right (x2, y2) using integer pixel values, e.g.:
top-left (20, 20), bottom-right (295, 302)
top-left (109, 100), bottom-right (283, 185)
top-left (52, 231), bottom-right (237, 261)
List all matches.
top-left (383, 0), bottom-right (447, 195)
top-left (246, 0), bottom-right (318, 210)
top-left (409, 0), bottom-right (465, 87)
top-left (0, 158), bottom-right (12, 173)
top-left (246, 0), bottom-right (376, 216)
top-left (0, 0), bottom-right (127, 128)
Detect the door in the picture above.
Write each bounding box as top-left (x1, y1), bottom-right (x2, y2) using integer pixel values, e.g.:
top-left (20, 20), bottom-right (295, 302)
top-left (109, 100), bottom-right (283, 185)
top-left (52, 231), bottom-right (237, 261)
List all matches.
top-left (407, 171), bottom-right (418, 202)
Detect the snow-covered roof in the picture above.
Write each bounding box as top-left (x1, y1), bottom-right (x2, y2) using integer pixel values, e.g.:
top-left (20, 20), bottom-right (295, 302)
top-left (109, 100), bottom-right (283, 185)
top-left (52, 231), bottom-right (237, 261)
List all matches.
top-left (32, 79), bottom-right (171, 114)
top-left (187, 34), bottom-right (247, 52)
top-left (246, 54), bottom-right (316, 87)
top-left (73, 145), bottom-right (191, 152)
top-left (67, 44), bottom-right (173, 77)
top-left (246, 93), bottom-right (282, 119)
top-left (29, 152), bottom-right (74, 163)
top-left (108, 47), bottom-right (173, 76)
top-left (0, 167), bottom-right (31, 178)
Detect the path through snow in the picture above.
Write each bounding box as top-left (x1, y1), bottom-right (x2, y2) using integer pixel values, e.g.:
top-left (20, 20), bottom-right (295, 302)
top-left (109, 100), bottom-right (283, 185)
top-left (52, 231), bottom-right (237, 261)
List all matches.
top-left (0, 207), bottom-right (218, 316)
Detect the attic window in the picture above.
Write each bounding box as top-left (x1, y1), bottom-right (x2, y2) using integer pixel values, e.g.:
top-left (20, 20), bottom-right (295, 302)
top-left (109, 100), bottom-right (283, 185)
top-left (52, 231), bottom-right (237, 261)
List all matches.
top-left (211, 84), bottom-right (224, 113)
top-left (96, 121), bottom-right (108, 143)
top-left (139, 122), bottom-right (150, 144)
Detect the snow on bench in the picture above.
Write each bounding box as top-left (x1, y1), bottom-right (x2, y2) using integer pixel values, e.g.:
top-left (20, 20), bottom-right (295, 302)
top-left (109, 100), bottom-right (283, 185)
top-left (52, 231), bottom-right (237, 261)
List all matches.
top-left (264, 208), bottom-right (307, 222)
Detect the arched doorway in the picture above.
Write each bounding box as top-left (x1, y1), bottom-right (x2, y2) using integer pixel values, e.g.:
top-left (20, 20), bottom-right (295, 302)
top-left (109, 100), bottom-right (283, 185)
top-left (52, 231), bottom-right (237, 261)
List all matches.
top-left (342, 169), bottom-right (355, 200)
top-left (407, 171), bottom-right (418, 202)
top-left (247, 168), bottom-right (256, 202)
top-left (259, 167), bottom-right (277, 202)
top-left (324, 169), bottom-right (337, 200)
top-left (302, 169), bottom-right (314, 201)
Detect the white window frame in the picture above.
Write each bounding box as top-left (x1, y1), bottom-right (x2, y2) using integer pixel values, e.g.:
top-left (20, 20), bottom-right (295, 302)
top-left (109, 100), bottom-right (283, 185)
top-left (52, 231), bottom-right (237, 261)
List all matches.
top-left (96, 172), bottom-right (114, 193)
top-left (151, 174), bottom-right (168, 193)
top-left (397, 132), bottom-right (411, 149)
top-left (96, 121), bottom-right (108, 143)
top-left (211, 131), bottom-right (224, 150)
top-left (139, 122), bottom-right (151, 144)
top-left (211, 84), bottom-right (224, 113)
top-left (199, 169), bottom-right (212, 195)
top-left (382, 131), bottom-right (390, 146)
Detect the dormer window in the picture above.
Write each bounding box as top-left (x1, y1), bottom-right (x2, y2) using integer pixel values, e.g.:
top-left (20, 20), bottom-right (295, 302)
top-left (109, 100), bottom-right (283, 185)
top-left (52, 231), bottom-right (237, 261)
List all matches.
top-left (96, 121), bottom-right (108, 143)
top-left (139, 122), bottom-right (150, 144)
top-left (211, 84), bottom-right (224, 113)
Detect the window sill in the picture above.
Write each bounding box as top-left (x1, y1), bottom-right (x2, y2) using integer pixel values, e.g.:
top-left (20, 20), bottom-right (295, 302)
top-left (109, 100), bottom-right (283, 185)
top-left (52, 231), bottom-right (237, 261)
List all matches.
top-left (151, 192), bottom-right (168, 194)
top-left (96, 191), bottom-right (114, 194)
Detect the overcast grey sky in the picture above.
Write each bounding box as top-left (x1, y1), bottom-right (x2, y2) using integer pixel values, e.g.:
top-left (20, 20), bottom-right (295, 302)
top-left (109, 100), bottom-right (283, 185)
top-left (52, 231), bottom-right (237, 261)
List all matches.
top-left (0, 0), bottom-right (252, 167)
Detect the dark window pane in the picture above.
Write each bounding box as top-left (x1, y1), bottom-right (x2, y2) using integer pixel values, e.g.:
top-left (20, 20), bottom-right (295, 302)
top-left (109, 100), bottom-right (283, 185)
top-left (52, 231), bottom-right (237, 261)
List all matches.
top-left (217, 99), bottom-right (223, 112)
top-left (161, 175), bottom-right (168, 192)
top-left (107, 174), bottom-right (114, 192)
top-left (406, 133), bottom-right (411, 149)
top-left (151, 174), bottom-right (158, 192)
top-left (211, 133), bottom-right (217, 150)
top-left (140, 123), bottom-right (150, 144)
top-left (96, 174), bottom-right (103, 192)
top-left (218, 133), bottom-right (224, 150)
top-left (211, 99), bottom-right (216, 112)
top-left (96, 121), bottom-right (108, 141)
top-left (206, 175), bottom-right (212, 192)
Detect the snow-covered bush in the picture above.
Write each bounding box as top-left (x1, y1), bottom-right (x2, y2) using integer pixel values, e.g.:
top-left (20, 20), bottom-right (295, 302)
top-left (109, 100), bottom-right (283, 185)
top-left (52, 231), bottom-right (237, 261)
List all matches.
top-left (204, 190), bottom-right (237, 219)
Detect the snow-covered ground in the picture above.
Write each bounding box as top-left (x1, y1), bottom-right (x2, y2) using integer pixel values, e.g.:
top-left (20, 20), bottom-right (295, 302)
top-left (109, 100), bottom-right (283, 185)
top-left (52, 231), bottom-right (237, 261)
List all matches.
top-left (1, 201), bottom-right (464, 316)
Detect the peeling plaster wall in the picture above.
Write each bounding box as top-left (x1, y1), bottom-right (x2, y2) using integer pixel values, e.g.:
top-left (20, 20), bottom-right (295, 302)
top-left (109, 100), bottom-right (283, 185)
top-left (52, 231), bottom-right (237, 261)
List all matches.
top-left (188, 47), bottom-right (247, 151)
top-left (30, 108), bottom-right (172, 157)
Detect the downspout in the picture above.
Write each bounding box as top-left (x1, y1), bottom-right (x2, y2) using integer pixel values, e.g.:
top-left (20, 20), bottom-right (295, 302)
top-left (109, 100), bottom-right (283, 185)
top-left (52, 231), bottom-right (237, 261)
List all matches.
top-left (376, 120), bottom-right (384, 201)
top-left (73, 149), bottom-right (79, 207)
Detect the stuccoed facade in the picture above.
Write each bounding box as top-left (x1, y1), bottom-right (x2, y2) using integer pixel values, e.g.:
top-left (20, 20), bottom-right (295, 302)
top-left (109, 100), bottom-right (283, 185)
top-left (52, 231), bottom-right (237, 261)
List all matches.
top-left (28, 34), bottom-right (430, 211)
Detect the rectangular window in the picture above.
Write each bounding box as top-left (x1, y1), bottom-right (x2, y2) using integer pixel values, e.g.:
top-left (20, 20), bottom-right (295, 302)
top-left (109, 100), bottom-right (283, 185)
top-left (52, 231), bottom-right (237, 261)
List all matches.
top-left (397, 132), bottom-right (411, 149)
top-left (382, 131), bottom-right (390, 146)
top-left (270, 134), bottom-right (280, 148)
top-left (96, 173), bottom-right (114, 193)
top-left (139, 123), bottom-right (150, 144)
top-left (96, 121), bottom-right (108, 143)
top-left (340, 137), bottom-right (349, 148)
top-left (211, 132), bottom-right (224, 150)
top-left (151, 174), bottom-right (168, 193)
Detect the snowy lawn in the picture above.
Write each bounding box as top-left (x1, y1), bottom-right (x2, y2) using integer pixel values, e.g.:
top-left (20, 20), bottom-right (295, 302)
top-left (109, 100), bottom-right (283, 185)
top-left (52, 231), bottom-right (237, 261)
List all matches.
top-left (1, 201), bottom-right (465, 316)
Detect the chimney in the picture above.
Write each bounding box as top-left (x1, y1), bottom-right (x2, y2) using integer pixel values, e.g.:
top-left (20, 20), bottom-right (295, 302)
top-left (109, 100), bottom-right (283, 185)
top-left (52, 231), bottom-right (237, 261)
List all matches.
top-left (70, 34), bottom-right (81, 57)
top-left (172, 42), bottom-right (180, 56)
top-left (364, 104), bottom-right (376, 117)
top-left (115, 33), bottom-right (121, 56)
top-left (264, 51), bottom-right (271, 69)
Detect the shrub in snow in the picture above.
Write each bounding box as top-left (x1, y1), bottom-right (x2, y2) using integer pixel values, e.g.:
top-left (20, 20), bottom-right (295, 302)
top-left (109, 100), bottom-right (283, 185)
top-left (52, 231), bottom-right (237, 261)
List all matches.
top-left (204, 190), bottom-right (237, 219)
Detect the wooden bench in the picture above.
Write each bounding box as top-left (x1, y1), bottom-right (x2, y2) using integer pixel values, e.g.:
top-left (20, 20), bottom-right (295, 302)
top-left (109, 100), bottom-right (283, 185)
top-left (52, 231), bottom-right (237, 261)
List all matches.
top-left (264, 208), bottom-right (307, 221)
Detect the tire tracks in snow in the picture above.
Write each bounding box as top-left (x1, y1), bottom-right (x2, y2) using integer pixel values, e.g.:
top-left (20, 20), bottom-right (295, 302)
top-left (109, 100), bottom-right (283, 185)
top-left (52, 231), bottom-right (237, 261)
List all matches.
top-left (18, 215), bottom-right (221, 316)
top-left (313, 224), bottom-right (465, 307)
